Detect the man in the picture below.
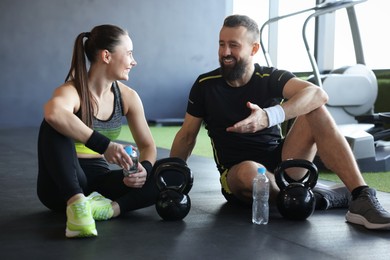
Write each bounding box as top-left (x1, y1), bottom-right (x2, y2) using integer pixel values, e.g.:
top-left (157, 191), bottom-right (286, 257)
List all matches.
top-left (170, 14), bottom-right (390, 230)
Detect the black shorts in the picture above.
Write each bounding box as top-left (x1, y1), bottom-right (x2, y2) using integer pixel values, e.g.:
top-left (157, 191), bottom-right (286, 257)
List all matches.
top-left (219, 140), bottom-right (284, 205)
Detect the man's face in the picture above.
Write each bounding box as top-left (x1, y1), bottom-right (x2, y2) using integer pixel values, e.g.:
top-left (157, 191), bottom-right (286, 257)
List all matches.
top-left (218, 26), bottom-right (255, 81)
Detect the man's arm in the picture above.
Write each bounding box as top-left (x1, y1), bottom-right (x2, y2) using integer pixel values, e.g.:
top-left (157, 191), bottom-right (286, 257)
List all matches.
top-left (226, 77), bottom-right (329, 134)
top-left (170, 113), bottom-right (203, 161)
top-left (281, 77), bottom-right (329, 121)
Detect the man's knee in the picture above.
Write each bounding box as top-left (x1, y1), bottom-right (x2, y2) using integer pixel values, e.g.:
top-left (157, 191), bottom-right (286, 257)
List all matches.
top-left (225, 161), bottom-right (259, 202)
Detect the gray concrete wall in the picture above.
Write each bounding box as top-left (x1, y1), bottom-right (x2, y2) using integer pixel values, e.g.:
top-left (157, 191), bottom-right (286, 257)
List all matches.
top-left (0, 0), bottom-right (232, 128)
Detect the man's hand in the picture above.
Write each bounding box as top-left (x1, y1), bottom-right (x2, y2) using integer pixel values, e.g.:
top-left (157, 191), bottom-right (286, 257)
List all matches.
top-left (226, 102), bottom-right (269, 133)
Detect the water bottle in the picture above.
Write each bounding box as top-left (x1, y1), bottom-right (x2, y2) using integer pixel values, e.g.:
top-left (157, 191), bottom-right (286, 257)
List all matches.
top-left (123, 146), bottom-right (139, 176)
top-left (252, 167), bottom-right (269, 225)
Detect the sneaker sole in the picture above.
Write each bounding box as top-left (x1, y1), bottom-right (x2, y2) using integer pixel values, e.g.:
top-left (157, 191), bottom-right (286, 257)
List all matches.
top-left (65, 227), bottom-right (98, 238)
top-left (346, 211), bottom-right (390, 230)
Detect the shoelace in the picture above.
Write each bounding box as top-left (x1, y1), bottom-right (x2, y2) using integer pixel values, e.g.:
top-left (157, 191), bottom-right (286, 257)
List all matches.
top-left (367, 194), bottom-right (387, 213)
top-left (90, 197), bottom-right (112, 220)
top-left (72, 202), bottom-right (89, 217)
top-left (95, 207), bottom-right (111, 219)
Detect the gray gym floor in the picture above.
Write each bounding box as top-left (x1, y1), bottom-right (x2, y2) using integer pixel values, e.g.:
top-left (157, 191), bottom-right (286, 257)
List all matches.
top-left (1, 127), bottom-right (390, 260)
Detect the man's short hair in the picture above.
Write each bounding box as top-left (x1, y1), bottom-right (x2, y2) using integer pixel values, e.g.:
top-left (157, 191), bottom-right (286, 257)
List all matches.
top-left (223, 14), bottom-right (260, 42)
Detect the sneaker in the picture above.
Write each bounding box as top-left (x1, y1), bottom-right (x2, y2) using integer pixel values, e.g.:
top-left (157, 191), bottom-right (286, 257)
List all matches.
top-left (346, 188), bottom-right (390, 230)
top-left (87, 192), bottom-right (114, 221)
top-left (313, 183), bottom-right (350, 210)
top-left (65, 198), bottom-right (97, 238)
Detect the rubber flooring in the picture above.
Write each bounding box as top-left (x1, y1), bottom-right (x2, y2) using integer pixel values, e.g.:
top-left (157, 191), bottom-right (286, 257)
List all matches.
top-left (0, 127), bottom-right (389, 260)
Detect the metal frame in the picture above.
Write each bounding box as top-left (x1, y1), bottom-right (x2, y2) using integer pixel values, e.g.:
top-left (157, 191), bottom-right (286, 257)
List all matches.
top-left (302, 0), bottom-right (367, 86)
top-left (261, 0), bottom-right (366, 83)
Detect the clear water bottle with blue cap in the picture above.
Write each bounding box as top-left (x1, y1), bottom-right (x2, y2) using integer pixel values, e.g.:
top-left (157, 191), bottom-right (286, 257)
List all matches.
top-left (252, 167), bottom-right (269, 225)
top-left (123, 145), bottom-right (139, 176)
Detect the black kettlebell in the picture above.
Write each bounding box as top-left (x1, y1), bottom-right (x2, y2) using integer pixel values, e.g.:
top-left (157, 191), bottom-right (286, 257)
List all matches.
top-left (153, 157), bottom-right (193, 195)
top-left (274, 159), bottom-right (318, 221)
top-left (153, 157), bottom-right (193, 221)
top-left (155, 189), bottom-right (191, 221)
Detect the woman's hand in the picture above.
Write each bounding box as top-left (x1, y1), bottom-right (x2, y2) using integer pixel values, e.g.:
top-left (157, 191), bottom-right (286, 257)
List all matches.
top-left (122, 163), bottom-right (147, 188)
top-left (104, 142), bottom-right (134, 169)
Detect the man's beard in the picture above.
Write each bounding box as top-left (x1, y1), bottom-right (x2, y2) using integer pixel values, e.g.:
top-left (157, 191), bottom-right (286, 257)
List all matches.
top-left (219, 56), bottom-right (246, 81)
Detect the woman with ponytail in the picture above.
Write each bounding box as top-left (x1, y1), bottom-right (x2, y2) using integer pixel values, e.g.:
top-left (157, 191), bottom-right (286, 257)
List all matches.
top-left (37, 25), bottom-right (159, 238)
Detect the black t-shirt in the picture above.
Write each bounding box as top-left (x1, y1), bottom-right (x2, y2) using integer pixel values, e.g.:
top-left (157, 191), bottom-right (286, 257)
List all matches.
top-left (187, 64), bottom-right (295, 172)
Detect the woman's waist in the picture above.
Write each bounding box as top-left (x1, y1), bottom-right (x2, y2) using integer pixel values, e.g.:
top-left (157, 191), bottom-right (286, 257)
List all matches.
top-left (77, 153), bottom-right (104, 159)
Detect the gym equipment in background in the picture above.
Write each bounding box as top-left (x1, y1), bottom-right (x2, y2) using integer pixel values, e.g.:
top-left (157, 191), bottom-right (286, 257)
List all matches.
top-left (275, 159), bottom-right (318, 221)
top-left (260, 0), bottom-right (390, 172)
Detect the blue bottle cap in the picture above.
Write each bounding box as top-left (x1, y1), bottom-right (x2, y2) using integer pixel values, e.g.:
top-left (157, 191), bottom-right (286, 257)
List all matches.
top-left (124, 146), bottom-right (133, 155)
top-left (258, 167), bottom-right (266, 174)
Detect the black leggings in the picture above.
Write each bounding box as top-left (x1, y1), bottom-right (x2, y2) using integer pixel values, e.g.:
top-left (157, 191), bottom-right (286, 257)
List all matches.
top-left (37, 120), bottom-right (160, 213)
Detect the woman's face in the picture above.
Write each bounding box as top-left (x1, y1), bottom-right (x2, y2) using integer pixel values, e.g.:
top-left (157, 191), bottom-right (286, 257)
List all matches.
top-left (108, 35), bottom-right (137, 81)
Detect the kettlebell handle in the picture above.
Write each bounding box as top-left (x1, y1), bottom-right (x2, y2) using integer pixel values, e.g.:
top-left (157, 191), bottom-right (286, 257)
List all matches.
top-left (274, 159), bottom-right (318, 190)
top-left (156, 164), bottom-right (188, 190)
top-left (154, 159), bottom-right (193, 194)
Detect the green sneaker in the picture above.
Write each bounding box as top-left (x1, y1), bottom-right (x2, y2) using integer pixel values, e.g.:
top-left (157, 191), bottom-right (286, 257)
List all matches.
top-left (65, 198), bottom-right (97, 238)
top-left (87, 192), bottom-right (114, 221)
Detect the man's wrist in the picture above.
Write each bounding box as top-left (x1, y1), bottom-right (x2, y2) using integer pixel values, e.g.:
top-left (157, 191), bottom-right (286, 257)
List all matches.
top-left (263, 105), bottom-right (285, 128)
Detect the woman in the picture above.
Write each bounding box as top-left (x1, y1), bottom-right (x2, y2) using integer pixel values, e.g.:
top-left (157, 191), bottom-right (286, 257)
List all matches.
top-left (37, 24), bottom-right (159, 238)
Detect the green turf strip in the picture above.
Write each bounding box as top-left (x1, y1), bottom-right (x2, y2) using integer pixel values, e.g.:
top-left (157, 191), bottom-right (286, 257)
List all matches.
top-left (118, 125), bottom-right (390, 192)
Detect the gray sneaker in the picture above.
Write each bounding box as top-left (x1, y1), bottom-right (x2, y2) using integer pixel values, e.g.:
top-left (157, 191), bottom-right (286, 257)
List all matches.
top-left (313, 183), bottom-right (350, 210)
top-left (346, 188), bottom-right (390, 230)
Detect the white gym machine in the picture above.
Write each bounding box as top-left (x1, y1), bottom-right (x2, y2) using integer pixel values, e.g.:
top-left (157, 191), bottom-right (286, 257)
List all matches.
top-left (260, 0), bottom-right (390, 172)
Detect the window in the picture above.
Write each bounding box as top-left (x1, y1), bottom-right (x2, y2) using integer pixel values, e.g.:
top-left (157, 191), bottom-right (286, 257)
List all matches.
top-left (234, 0), bottom-right (389, 71)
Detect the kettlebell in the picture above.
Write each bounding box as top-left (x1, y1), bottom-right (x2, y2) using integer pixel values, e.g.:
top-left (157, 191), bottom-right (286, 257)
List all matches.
top-left (153, 157), bottom-right (193, 221)
top-left (155, 189), bottom-right (191, 221)
top-left (153, 157), bottom-right (193, 194)
top-left (274, 159), bottom-right (318, 221)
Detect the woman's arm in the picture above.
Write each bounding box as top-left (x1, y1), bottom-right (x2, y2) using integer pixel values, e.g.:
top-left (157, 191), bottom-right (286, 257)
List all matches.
top-left (44, 83), bottom-right (93, 143)
top-left (119, 82), bottom-right (157, 165)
